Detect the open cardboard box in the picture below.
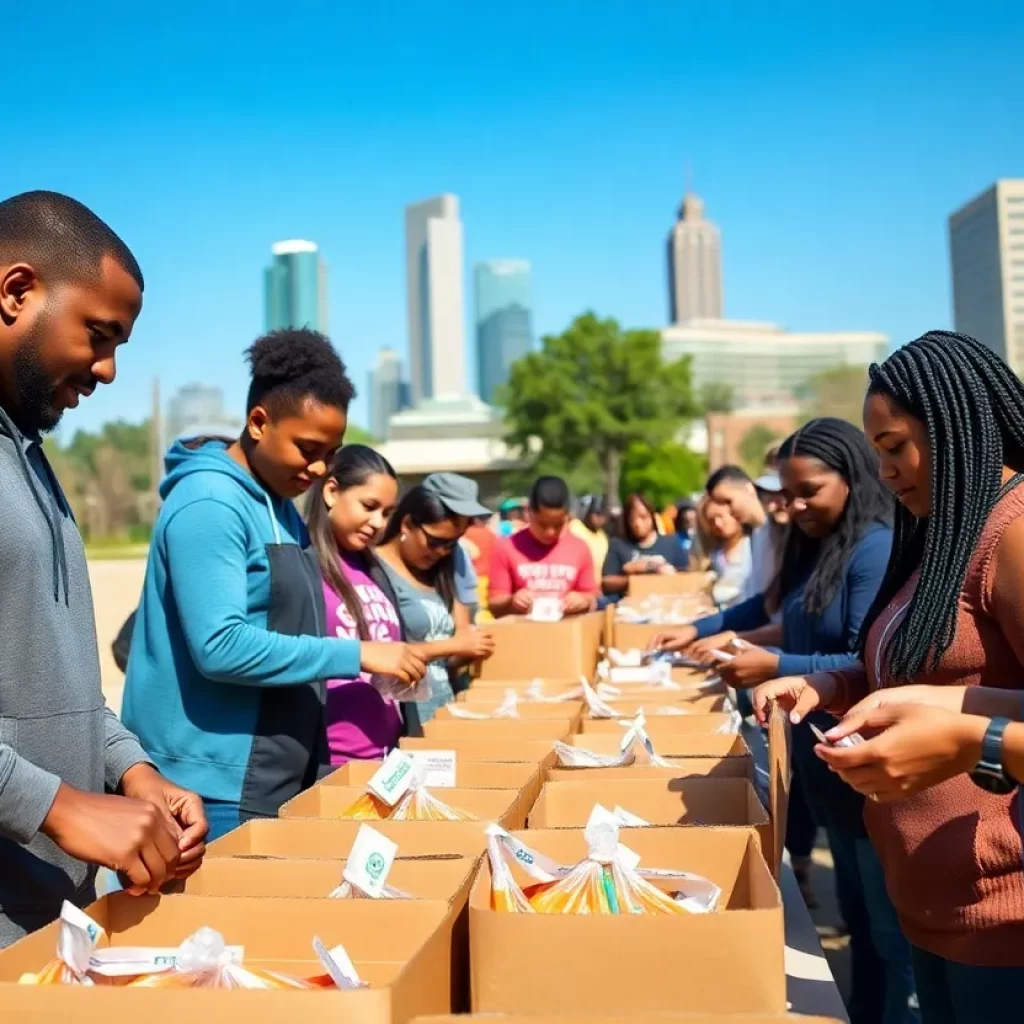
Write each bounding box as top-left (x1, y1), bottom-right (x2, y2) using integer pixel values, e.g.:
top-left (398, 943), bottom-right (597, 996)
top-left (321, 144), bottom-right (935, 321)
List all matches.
top-left (579, 712), bottom-right (736, 736)
top-left (548, 733), bottom-right (753, 782)
top-left (476, 613), bottom-right (604, 680)
top-left (208, 818), bottom-right (493, 860)
top-left (417, 1016), bottom-right (841, 1023)
top-left (279, 785), bottom-right (527, 829)
top-left (469, 826), bottom-right (785, 1015)
top-left (433, 700), bottom-right (584, 723)
top-left (320, 759), bottom-right (540, 794)
top-left (456, 678), bottom-right (579, 699)
top-left (421, 717), bottom-right (576, 743)
top-left (584, 694), bottom-right (730, 717)
top-left (0, 893), bottom-right (451, 1023)
top-left (627, 571), bottom-right (715, 599)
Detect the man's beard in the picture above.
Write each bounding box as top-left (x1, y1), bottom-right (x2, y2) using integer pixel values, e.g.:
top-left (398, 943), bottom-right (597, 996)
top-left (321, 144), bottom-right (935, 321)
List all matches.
top-left (10, 316), bottom-right (63, 435)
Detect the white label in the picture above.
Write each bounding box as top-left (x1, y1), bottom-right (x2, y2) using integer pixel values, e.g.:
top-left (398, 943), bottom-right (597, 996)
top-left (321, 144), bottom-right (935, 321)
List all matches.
top-left (613, 805), bottom-right (650, 828)
top-left (584, 804), bottom-right (621, 863)
top-left (366, 748), bottom-right (416, 806)
top-left (342, 824), bottom-right (399, 898)
top-left (313, 938), bottom-right (362, 990)
top-left (408, 750), bottom-right (457, 788)
top-left (486, 824), bottom-right (569, 882)
top-left (530, 595), bottom-right (563, 622)
top-left (57, 901), bottom-right (104, 979)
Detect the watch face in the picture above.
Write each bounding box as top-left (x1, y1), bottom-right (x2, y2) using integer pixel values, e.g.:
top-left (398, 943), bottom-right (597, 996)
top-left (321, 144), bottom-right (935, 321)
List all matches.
top-left (970, 766), bottom-right (1016, 796)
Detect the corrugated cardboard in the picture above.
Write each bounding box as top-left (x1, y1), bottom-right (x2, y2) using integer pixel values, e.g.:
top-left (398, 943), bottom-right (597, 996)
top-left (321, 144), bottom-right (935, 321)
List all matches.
top-left (416, 1016), bottom-right (841, 1023)
top-left (421, 717), bottom-right (576, 743)
top-left (627, 572), bottom-right (714, 598)
top-left (565, 732), bottom-right (748, 758)
top-left (528, 777), bottom-right (770, 857)
top-left (279, 785), bottom-right (527, 829)
top-left (321, 759), bottom-right (540, 793)
top-left (433, 701), bottom-right (584, 723)
top-left (469, 826), bottom-right (785, 1015)
top-left (477, 613), bottom-right (604, 680)
top-left (208, 818), bottom-right (492, 860)
top-left (456, 679), bottom-right (579, 699)
top-left (547, 734), bottom-right (753, 783)
top-left (584, 694), bottom-right (729, 717)
top-left (579, 713), bottom-right (736, 736)
top-left (0, 894), bottom-right (451, 1023)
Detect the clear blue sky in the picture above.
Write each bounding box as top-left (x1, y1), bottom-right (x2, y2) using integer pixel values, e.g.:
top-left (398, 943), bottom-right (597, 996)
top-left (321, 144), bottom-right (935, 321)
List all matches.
top-left (5, 0), bottom-right (1023, 435)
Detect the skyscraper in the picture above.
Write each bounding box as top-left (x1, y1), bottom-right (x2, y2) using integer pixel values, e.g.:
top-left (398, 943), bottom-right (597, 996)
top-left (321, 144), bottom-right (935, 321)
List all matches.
top-left (264, 240), bottom-right (329, 333)
top-left (369, 348), bottom-right (411, 440)
top-left (475, 260), bottom-right (533, 404)
top-left (166, 383), bottom-right (240, 442)
top-left (949, 179), bottom-right (1024, 372)
top-left (667, 192), bottom-right (723, 323)
top-left (404, 195), bottom-right (467, 403)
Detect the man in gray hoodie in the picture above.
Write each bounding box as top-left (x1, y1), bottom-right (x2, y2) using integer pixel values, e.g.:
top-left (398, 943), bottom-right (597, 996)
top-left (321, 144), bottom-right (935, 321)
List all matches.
top-left (0, 191), bottom-right (207, 947)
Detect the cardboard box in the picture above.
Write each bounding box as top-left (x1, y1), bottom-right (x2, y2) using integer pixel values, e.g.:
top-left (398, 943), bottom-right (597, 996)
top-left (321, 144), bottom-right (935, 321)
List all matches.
top-left (179, 855), bottom-right (478, 903)
top-left (279, 785), bottom-right (527, 830)
top-left (579, 713), bottom-right (736, 736)
top-left (469, 826), bottom-right (785, 1015)
top-left (477, 613), bottom-right (604, 680)
top-left (627, 571), bottom-right (714, 598)
top-left (421, 717), bottom-right (576, 743)
top-left (584, 694), bottom-right (729, 716)
top-left (208, 818), bottom-right (492, 860)
top-left (0, 893), bottom-right (451, 1023)
top-left (433, 700), bottom-right (584, 723)
top-left (528, 776), bottom-right (770, 854)
top-left (547, 734), bottom-right (754, 783)
top-left (416, 1016), bottom-right (841, 1023)
top-left (456, 678), bottom-right (579, 699)
top-left (321, 759), bottom-right (540, 794)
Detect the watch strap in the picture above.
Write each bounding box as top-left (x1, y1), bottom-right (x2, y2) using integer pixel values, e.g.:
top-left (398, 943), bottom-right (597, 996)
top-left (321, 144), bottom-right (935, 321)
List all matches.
top-left (980, 717), bottom-right (1012, 772)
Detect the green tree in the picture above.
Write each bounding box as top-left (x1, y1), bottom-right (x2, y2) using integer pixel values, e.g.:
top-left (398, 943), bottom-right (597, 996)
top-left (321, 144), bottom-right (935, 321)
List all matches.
top-left (798, 365), bottom-right (870, 427)
top-left (699, 381), bottom-right (735, 414)
top-left (344, 423), bottom-right (378, 446)
top-left (738, 423), bottom-right (782, 478)
top-left (502, 313), bottom-right (699, 502)
top-left (620, 440), bottom-right (706, 508)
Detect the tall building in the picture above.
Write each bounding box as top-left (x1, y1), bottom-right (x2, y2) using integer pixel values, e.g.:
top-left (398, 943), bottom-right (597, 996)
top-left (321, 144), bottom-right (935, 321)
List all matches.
top-left (667, 192), bottom-right (723, 323)
top-left (264, 240), bottom-right (329, 333)
top-left (661, 319), bottom-right (888, 409)
top-left (475, 260), bottom-right (533, 404)
top-left (404, 195), bottom-right (467, 403)
top-left (369, 348), bottom-right (411, 440)
top-left (949, 179), bottom-right (1024, 372)
top-left (165, 383), bottom-right (240, 443)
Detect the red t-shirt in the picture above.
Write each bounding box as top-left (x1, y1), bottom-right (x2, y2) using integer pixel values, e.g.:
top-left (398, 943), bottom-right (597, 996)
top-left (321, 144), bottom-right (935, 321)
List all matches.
top-left (462, 523), bottom-right (497, 578)
top-left (489, 530), bottom-right (599, 599)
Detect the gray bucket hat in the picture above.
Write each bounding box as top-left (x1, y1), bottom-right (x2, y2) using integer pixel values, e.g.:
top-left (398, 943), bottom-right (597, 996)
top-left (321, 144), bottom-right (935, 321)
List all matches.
top-left (422, 472), bottom-right (491, 518)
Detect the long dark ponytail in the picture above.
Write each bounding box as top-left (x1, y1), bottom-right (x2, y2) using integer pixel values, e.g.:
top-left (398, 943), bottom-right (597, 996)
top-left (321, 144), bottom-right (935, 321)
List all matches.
top-left (859, 331), bottom-right (1024, 680)
top-left (776, 417), bottom-right (892, 615)
top-left (306, 445), bottom-right (397, 641)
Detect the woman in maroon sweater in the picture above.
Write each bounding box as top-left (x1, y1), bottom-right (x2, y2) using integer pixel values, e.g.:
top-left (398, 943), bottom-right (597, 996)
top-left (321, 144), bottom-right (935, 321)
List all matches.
top-left (754, 332), bottom-right (1024, 1024)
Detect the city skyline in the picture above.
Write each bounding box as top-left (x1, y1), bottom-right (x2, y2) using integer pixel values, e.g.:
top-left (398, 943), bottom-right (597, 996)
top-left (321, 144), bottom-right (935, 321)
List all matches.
top-left (263, 239), bottom-right (329, 334)
top-left (949, 179), bottom-right (1024, 374)
top-left (368, 348), bottom-right (410, 440)
top-left (475, 259), bottom-right (533, 404)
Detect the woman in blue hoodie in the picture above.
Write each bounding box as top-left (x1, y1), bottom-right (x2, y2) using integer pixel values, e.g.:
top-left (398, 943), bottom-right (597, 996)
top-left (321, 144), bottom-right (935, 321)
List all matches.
top-left (122, 330), bottom-right (426, 841)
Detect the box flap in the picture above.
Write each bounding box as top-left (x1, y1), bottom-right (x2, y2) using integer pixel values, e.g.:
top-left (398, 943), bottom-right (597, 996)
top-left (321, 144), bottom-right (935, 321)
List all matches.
top-left (767, 701), bottom-right (792, 878)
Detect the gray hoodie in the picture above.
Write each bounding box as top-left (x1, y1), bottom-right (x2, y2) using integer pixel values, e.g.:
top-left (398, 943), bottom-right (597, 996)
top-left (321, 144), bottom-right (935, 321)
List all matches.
top-left (0, 406), bottom-right (149, 947)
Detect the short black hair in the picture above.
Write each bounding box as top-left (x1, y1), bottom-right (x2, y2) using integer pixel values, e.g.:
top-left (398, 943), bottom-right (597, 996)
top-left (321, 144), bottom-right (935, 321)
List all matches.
top-left (706, 465), bottom-right (751, 494)
top-left (530, 475), bottom-right (571, 511)
top-left (0, 190), bottom-right (144, 291)
top-left (244, 328), bottom-right (355, 416)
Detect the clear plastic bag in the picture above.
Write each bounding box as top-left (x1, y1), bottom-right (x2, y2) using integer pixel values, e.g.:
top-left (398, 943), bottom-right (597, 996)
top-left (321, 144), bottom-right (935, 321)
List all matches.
top-left (340, 764), bottom-right (477, 821)
top-left (446, 689), bottom-right (519, 719)
top-left (371, 674), bottom-right (432, 703)
top-left (19, 902), bottom-right (101, 985)
top-left (329, 879), bottom-right (412, 899)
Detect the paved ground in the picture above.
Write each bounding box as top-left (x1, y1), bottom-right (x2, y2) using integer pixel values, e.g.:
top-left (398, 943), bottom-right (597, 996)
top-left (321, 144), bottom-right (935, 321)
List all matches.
top-left (88, 556), bottom-right (852, 1006)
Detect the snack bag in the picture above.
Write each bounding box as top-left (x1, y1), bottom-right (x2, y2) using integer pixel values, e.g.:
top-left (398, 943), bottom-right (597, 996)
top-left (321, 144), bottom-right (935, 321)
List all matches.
top-left (446, 688), bottom-right (519, 719)
top-left (525, 678), bottom-right (621, 704)
top-left (329, 824), bottom-right (412, 899)
top-left (20, 902), bottom-right (103, 985)
top-left (340, 751), bottom-right (476, 821)
top-left (338, 791), bottom-right (392, 820)
top-left (371, 673), bottom-right (432, 703)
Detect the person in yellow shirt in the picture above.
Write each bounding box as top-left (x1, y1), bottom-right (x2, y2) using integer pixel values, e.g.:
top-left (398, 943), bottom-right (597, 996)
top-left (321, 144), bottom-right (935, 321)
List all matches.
top-left (569, 494), bottom-right (610, 582)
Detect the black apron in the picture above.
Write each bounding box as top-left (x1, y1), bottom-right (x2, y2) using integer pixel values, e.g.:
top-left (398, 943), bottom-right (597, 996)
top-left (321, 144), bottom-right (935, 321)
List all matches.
top-left (237, 541), bottom-right (330, 820)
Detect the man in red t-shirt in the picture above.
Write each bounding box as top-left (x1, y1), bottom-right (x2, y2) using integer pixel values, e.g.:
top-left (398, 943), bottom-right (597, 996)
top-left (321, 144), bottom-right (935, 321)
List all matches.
top-left (489, 477), bottom-right (599, 617)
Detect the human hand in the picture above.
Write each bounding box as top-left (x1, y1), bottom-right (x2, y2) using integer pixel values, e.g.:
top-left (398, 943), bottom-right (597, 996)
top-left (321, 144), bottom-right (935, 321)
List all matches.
top-left (511, 589), bottom-right (535, 614)
top-left (716, 646), bottom-right (781, 690)
top-left (562, 592), bottom-right (595, 615)
top-left (646, 625), bottom-right (698, 654)
top-left (825, 685), bottom-right (968, 743)
top-left (657, 564), bottom-right (677, 575)
top-left (688, 631), bottom-right (737, 661)
top-left (623, 561), bottom-right (649, 575)
top-left (752, 674), bottom-right (837, 726)
top-left (453, 628), bottom-right (497, 660)
top-left (119, 764), bottom-right (208, 879)
top-left (815, 703), bottom-right (987, 803)
top-left (362, 642), bottom-right (427, 685)
top-left (41, 784), bottom-right (181, 894)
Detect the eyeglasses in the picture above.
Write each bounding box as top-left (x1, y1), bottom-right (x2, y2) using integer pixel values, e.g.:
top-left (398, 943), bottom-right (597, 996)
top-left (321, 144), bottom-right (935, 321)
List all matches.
top-left (416, 525), bottom-right (459, 553)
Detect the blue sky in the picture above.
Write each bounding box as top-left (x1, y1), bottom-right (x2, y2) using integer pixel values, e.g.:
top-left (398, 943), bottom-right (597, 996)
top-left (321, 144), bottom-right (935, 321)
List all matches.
top-left (5, 0), bottom-right (1023, 434)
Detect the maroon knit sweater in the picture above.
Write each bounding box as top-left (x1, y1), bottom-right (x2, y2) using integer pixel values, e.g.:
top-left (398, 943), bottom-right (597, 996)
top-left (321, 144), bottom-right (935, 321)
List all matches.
top-left (829, 485), bottom-right (1024, 966)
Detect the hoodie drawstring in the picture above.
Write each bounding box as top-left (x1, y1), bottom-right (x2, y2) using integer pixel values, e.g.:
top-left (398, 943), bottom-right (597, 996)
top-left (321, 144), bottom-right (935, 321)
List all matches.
top-left (0, 406), bottom-right (68, 604)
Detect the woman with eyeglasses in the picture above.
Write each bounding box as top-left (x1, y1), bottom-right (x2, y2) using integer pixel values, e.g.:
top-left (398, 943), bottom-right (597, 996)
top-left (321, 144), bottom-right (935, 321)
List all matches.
top-left (376, 474), bottom-right (497, 732)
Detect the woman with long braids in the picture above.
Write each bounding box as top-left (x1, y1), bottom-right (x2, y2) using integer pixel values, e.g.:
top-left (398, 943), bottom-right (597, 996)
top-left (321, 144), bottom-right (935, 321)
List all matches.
top-left (652, 419), bottom-right (916, 1024)
top-left (754, 331), bottom-right (1024, 1024)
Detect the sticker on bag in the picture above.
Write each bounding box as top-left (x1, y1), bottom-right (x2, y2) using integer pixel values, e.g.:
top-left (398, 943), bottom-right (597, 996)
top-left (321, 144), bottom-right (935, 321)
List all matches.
top-left (366, 748), bottom-right (417, 806)
top-left (340, 824), bottom-right (399, 898)
top-left (408, 749), bottom-right (457, 788)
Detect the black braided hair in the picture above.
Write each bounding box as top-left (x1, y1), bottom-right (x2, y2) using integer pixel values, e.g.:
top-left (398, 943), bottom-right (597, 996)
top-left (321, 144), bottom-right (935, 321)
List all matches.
top-left (859, 331), bottom-right (1024, 680)
top-left (776, 418), bottom-right (893, 615)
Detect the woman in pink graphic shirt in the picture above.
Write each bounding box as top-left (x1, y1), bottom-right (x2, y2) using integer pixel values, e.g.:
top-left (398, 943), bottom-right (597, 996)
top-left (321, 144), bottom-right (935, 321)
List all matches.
top-left (488, 476), bottom-right (600, 618)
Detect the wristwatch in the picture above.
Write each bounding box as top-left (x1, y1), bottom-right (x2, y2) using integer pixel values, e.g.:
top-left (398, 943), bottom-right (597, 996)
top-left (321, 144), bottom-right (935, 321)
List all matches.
top-left (969, 717), bottom-right (1016, 795)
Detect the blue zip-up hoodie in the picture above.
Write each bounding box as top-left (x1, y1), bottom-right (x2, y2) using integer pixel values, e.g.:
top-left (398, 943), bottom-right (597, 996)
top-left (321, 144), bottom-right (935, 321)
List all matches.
top-left (121, 441), bottom-right (361, 804)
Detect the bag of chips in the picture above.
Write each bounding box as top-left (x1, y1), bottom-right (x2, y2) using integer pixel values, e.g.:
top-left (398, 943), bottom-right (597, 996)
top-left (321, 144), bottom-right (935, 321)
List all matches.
top-left (328, 823), bottom-right (412, 899)
top-left (20, 902), bottom-right (102, 985)
top-left (553, 712), bottom-right (676, 769)
top-left (340, 755), bottom-right (477, 821)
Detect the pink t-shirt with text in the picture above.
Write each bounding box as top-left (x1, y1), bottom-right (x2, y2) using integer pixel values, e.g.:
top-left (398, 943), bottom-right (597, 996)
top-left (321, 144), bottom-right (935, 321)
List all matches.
top-left (323, 552), bottom-right (403, 764)
top-left (489, 530), bottom-right (599, 600)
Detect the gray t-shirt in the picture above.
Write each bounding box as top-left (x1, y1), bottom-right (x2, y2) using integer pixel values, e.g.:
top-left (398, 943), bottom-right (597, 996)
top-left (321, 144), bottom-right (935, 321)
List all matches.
top-left (381, 564), bottom-right (455, 723)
